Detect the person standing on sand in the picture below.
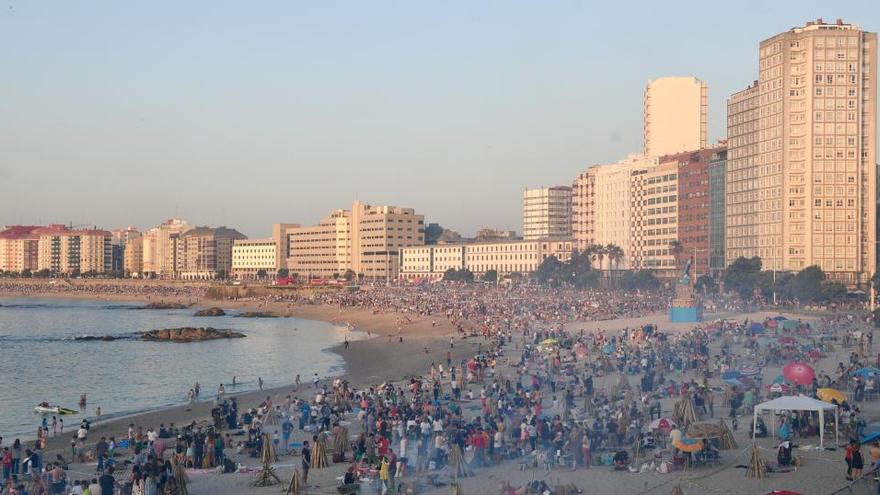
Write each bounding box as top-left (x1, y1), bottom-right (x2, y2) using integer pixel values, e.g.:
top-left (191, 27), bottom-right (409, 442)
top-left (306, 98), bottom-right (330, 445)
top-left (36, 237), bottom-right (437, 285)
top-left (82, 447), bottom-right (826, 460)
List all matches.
top-left (301, 440), bottom-right (311, 484)
top-left (258, 377), bottom-right (263, 390)
top-left (217, 384), bottom-right (225, 401)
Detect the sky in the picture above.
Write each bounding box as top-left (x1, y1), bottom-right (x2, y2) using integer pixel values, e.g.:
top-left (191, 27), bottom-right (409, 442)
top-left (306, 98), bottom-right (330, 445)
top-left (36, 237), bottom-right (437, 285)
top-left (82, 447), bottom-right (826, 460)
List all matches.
top-left (1, 1), bottom-right (878, 238)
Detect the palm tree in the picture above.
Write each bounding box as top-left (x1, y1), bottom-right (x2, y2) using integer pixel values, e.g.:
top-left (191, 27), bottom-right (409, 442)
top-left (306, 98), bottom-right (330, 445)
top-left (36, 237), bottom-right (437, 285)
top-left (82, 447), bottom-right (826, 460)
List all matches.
top-left (606, 244), bottom-right (624, 271)
top-left (583, 245), bottom-right (600, 270)
top-left (595, 245), bottom-right (608, 272)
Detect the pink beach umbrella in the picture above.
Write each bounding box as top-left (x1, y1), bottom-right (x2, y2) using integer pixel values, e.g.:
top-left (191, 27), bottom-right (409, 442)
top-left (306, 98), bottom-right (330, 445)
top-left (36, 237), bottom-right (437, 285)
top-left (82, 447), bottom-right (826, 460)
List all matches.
top-left (782, 362), bottom-right (816, 386)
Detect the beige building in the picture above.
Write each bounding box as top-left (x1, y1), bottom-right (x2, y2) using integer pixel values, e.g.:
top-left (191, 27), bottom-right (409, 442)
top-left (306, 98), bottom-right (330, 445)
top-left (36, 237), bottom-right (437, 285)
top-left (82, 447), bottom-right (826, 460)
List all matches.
top-left (400, 239), bottom-right (574, 281)
top-left (0, 226), bottom-right (40, 273)
top-left (124, 236), bottom-right (144, 277)
top-left (142, 218), bottom-right (192, 278)
top-left (175, 226), bottom-right (246, 280)
top-left (34, 225), bottom-right (111, 274)
top-left (288, 201), bottom-right (424, 280)
top-left (232, 238), bottom-right (277, 279)
top-left (523, 186), bottom-right (572, 240)
top-left (726, 19), bottom-right (877, 284)
top-left (630, 161), bottom-right (679, 277)
top-left (272, 223), bottom-right (299, 272)
top-left (644, 76), bottom-right (708, 156)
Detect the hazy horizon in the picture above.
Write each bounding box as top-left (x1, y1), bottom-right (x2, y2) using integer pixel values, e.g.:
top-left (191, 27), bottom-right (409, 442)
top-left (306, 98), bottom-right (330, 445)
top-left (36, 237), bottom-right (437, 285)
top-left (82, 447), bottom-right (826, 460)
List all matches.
top-left (2, 1), bottom-right (878, 238)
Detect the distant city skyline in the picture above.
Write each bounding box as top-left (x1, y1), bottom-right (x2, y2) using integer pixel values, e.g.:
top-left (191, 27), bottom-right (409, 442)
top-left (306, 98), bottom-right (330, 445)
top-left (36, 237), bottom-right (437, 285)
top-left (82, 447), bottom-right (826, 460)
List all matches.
top-left (1, 2), bottom-right (878, 237)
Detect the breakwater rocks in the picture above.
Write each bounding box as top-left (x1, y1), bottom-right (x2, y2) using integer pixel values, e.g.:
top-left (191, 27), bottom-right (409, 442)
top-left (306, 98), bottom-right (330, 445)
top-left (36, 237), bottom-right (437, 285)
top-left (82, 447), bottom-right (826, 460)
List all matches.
top-left (74, 335), bottom-right (119, 342)
top-left (193, 307), bottom-right (226, 317)
top-left (140, 327), bottom-right (245, 342)
top-left (235, 311), bottom-right (278, 318)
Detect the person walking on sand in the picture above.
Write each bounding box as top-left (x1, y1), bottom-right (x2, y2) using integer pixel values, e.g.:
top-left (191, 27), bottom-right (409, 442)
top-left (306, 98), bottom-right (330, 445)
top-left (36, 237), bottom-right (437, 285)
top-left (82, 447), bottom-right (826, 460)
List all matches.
top-left (258, 377), bottom-right (263, 390)
top-left (217, 384), bottom-right (225, 401)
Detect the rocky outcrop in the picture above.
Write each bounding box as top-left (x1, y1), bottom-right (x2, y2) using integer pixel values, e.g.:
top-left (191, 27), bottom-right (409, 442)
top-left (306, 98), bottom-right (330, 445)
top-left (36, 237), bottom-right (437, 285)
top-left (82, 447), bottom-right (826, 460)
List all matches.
top-left (140, 327), bottom-right (245, 342)
top-left (137, 302), bottom-right (190, 310)
top-left (194, 307), bottom-right (226, 317)
top-left (235, 311), bottom-right (278, 318)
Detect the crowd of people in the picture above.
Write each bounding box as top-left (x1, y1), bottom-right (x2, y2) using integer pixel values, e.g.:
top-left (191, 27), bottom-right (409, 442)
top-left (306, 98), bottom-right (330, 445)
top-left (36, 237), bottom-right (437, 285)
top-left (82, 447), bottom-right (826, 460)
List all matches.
top-left (2, 280), bottom-right (880, 494)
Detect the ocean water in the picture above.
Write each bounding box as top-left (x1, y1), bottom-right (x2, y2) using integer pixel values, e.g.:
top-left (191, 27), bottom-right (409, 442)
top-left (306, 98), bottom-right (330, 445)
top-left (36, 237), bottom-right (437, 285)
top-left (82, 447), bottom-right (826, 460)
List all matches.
top-left (0, 297), bottom-right (358, 438)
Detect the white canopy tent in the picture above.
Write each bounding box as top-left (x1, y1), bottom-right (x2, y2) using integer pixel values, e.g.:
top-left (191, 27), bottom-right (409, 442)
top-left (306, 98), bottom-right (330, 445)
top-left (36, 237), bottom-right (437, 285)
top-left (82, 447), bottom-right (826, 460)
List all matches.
top-left (752, 395), bottom-right (839, 448)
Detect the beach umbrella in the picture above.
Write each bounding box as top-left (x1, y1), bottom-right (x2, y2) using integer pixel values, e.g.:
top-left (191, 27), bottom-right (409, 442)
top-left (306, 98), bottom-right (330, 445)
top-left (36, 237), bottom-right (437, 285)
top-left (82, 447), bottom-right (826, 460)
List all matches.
top-left (650, 418), bottom-right (677, 431)
top-left (602, 343), bottom-right (615, 354)
top-left (765, 492), bottom-right (802, 495)
top-left (852, 367), bottom-right (880, 378)
top-left (772, 316), bottom-right (788, 321)
top-left (739, 367), bottom-right (761, 377)
top-left (541, 338), bottom-right (559, 346)
top-left (722, 370), bottom-right (742, 380)
top-left (777, 336), bottom-right (798, 346)
top-left (861, 431), bottom-right (880, 444)
top-left (782, 362), bottom-right (815, 386)
top-left (670, 429), bottom-right (702, 453)
top-left (817, 388), bottom-right (847, 404)
top-left (766, 320), bottom-right (779, 329)
top-left (781, 320), bottom-right (800, 330)
top-left (749, 323), bottom-right (765, 334)
top-left (808, 349), bottom-right (823, 360)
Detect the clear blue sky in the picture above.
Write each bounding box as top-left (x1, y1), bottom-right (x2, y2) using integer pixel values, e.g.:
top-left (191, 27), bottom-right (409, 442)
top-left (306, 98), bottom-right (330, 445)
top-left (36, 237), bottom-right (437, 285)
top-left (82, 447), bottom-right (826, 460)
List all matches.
top-left (1, 1), bottom-right (877, 237)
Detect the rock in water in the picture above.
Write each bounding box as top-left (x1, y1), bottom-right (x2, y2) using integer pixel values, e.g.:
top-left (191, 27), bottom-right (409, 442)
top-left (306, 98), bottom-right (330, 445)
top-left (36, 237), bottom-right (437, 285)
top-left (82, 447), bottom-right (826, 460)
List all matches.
top-left (194, 307), bottom-right (226, 317)
top-left (139, 302), bottom-right (189, 310)
top-left (140, 327), bottom-right (245, 342)
top-left (74, 335), bottom-right (118, 342)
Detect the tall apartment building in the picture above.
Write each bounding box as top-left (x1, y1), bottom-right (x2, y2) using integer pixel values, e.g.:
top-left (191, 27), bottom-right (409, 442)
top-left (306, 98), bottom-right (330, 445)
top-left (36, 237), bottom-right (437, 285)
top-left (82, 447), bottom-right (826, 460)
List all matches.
top-left (175, 226), bottom-right (246, 280)
top-left (726, 19), bottom-right (877, 284)
top-left (399, 239), bottom-right (573, 281)
top-left (726, 82), bottom-right (761, 264)
top-left (708, 147), bottom-right (728, 277)
top-left (571, 170), bottom-right (596, 251)
top-left (288, 201), bottom-right (424, 280)
top-left (0, 226), bottom-right (40, 273)
top-left (522, 186), bottom-right (572, 240)
top-left (630, 161), bottom-right (679, 277)
top-left (141, 219), bottom-right (192, 278)
top-left (644, 76), bottom-right (708, 156)
top-left (34, 225), bottom-right (111, 274)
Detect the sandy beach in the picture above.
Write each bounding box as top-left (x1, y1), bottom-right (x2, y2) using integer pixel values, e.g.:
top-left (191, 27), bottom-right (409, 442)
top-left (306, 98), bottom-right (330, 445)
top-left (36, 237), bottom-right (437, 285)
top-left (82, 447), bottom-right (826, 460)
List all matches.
top-left (1, 280), bottom-right (877, 495)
